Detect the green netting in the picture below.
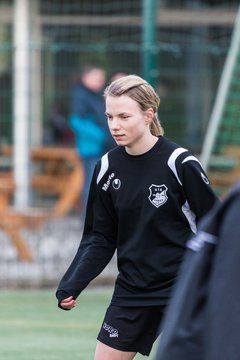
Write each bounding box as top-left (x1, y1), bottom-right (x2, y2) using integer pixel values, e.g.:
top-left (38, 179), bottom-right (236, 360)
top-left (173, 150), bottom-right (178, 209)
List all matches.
top-left (214, 52), bottom-right (240, 153)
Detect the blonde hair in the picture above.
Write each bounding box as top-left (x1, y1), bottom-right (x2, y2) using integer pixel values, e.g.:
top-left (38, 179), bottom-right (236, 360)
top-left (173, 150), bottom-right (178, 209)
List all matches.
top-left (104, 74), bottom-right (164, 136)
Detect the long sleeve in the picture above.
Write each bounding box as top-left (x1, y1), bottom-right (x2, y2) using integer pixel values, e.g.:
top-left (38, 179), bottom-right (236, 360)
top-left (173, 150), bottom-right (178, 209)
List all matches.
top-left (56, 166), bottom-right (117, 304)
top-left (176, 154), bottom-right (220, 222)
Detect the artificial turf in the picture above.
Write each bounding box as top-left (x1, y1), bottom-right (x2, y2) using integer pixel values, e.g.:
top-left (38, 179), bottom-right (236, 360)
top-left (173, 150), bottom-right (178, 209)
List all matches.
top-left (0, 288), bottom-right (158, 359)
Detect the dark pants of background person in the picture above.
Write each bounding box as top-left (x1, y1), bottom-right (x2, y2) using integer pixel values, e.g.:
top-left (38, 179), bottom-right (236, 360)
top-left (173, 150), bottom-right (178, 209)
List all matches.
top-left (82, 157), bottom-right (99, 209)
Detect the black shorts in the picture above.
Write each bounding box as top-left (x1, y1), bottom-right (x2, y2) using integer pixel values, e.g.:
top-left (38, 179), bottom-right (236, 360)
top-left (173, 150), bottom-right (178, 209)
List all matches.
top-left (97, 304), bottom-right (166, 356)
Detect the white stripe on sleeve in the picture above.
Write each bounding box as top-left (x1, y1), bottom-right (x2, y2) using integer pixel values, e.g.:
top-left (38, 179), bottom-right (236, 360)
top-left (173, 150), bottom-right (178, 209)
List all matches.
top-left (97, 153), bottom-right (109, 184)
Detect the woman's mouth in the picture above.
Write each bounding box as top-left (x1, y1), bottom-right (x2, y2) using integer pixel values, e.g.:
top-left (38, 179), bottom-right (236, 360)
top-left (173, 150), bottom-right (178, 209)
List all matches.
top-left (113, 134), bottom-right (124, 141)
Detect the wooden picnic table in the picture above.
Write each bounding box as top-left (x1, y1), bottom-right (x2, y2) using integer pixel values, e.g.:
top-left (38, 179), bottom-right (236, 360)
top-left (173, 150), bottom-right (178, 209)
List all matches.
top-left (0, 146), bottom-right (84, 261)
top-left (0, 172), bottom-right (15, 211)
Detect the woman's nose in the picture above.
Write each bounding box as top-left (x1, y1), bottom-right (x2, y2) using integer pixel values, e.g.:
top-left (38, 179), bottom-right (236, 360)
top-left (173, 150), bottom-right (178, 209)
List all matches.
top-left (110, 118), bottom-right (120, 130)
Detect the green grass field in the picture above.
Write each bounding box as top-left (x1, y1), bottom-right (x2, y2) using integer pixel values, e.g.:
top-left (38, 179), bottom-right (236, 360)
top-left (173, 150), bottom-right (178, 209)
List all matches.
top-left (0, 288), bottom-right (158, 359)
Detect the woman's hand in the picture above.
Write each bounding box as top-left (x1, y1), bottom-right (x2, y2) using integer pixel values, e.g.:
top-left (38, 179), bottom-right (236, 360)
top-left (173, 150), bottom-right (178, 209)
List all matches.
top-left (60, 296), bottom-right (76, 310)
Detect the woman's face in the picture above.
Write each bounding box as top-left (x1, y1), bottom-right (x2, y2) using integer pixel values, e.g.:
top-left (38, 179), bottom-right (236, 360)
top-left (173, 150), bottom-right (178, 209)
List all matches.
top-left (82, 69), bottom-right (106, 92)
top-left (105, 95), bottom-right (153, 150)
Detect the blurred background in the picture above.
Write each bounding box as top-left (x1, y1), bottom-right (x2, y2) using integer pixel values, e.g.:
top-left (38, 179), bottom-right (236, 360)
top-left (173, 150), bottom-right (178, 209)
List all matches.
top-left (0, 0), bottom-right (239, 287)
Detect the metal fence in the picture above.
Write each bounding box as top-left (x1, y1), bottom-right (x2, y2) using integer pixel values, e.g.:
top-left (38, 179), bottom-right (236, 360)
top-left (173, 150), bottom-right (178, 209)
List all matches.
top-left (0, 0), bottom-right (238, 150)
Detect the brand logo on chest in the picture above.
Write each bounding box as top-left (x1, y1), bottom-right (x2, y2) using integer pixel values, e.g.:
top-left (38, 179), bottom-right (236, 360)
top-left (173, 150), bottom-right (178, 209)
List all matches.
top-left (148, 184), bottom-right (168, 208)
top-left (102, 172), bottom-right (115, 191)
top-left (102, 173), bottom-right (121, 191)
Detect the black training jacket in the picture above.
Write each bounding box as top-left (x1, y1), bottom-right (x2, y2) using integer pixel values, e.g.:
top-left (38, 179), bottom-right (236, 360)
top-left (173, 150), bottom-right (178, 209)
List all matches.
top-left (56, 136), bottom-right (219, 307)
top-left (156, 181), bottom-right (240, 360)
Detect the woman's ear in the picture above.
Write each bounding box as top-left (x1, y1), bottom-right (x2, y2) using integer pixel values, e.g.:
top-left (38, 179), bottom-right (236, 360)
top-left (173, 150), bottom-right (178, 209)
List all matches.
top-left (145, 108), bottom-right (155, 125)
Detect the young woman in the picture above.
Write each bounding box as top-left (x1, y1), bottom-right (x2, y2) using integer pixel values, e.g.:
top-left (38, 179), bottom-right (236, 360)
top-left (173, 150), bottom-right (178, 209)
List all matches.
top-left (56, 75), bottom-right (219, 359)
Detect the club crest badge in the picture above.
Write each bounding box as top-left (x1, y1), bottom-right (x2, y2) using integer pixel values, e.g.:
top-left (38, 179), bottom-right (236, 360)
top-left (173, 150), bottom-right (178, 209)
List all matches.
top-left (148, 184), bottom-right (168, 208)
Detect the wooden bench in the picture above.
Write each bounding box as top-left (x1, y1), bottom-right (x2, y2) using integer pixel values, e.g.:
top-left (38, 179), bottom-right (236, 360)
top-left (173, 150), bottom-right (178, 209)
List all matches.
top-left (0, 207), bottom-right (47, 261)
top-left (224, 145), bottom-right (240, 159)
top-left (208, 145), bottom-right (240, 196)
top-left (0, 146), bottom-right (84, 261)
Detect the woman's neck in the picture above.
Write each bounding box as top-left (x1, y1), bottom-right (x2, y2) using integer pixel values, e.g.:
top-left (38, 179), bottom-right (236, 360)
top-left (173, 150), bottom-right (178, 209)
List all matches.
top-left (125, 135), bottom-right (159, 156)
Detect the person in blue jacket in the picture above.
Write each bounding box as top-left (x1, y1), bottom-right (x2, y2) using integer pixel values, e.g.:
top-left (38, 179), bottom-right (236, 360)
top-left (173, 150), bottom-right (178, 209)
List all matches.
top-left (69, 65), bottom-right (115, 208)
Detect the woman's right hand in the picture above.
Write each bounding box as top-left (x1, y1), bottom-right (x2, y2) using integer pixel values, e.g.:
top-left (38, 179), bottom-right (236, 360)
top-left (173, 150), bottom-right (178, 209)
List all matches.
top-left (60, 296), bottom-right (76, 310)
